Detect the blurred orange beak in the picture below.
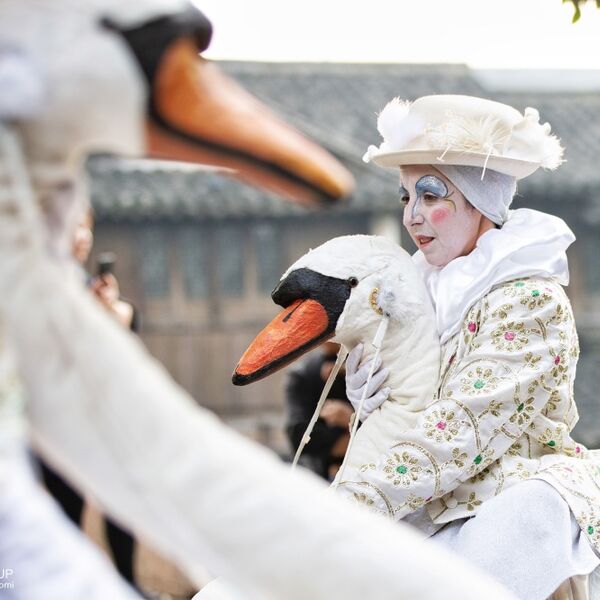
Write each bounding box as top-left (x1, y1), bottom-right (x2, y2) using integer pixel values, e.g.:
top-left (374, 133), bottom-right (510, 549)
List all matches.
top-left (233, 267), bottom-right (354, 385)
top-left (147, 38), bottom-right (354, 206)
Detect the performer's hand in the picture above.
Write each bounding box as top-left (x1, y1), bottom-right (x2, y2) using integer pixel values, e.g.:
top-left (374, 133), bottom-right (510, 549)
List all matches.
top-left (345, 343), bottom-right (390, 421)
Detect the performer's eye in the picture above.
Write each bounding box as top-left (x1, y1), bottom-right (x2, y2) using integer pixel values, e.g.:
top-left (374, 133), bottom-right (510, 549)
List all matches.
top-left (399, 186), bottom-right (410, 206)
top-left (423, 193), bottom-right (438, 201)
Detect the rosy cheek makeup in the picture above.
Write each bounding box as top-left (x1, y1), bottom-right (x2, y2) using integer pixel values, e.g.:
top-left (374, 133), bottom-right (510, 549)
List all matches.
top-left (430, 207), bottom-right (450, 225)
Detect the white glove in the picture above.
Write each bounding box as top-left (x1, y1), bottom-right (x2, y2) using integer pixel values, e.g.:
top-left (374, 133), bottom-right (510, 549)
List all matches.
top-left (345, 343), bottom-right (390, 421)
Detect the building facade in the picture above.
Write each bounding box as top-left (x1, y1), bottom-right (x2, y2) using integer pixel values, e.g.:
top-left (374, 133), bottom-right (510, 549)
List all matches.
top-left (88, 63), bottom-right (600, 453)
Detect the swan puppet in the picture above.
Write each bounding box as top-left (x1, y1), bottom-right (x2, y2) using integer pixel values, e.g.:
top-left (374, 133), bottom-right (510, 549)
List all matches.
top-left (0, 1), bottom-right (514, 598)
top-left (233, 235), bottom-right (441, 505)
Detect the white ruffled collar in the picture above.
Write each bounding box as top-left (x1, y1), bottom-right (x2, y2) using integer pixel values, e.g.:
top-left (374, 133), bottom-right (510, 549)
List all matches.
top-left (412, 208), bottom-right (576, 344)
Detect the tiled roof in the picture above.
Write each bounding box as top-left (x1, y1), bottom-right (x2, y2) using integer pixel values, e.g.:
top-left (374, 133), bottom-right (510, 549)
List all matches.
top-left (89, 62), bottom-right (600, 221)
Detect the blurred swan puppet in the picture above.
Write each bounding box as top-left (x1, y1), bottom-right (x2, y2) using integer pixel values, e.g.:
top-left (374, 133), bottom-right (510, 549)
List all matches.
top-left (0, 1), bottom-right (514, 598)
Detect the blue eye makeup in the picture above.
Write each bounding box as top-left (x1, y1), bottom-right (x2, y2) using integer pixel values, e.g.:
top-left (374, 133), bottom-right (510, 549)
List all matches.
top-left (415, 175), bottom-right (448, 198)
top-left (411, 175), bottom-right (452, 219)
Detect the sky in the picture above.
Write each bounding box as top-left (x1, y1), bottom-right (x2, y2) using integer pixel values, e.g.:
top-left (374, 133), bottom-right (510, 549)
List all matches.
top-left (193, 0), bottom-right (600, 69)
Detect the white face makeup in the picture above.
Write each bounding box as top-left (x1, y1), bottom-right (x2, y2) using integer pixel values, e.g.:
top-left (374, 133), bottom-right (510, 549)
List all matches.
top-left (400, 165), bottom-right (491, 268)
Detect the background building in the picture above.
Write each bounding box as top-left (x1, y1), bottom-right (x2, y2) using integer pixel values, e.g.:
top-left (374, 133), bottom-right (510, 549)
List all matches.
top-left (88, 62), bottom-right (600, 453)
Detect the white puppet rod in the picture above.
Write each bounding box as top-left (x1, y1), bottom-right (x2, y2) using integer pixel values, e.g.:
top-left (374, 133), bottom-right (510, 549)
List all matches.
top-left (291, 313), bottom-right (391, 485)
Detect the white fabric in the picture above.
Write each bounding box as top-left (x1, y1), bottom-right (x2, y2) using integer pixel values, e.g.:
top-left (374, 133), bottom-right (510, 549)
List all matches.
top-left (0, 450), bottom-right (141, 600)
top-left (435, 165), bottom-right (517, 226)
top-left (431, 480), bottom-right (599, 600)
top-left (0, 48), bottom-right (45, 120)
top-left (412, 208), bottom-right (575, 344)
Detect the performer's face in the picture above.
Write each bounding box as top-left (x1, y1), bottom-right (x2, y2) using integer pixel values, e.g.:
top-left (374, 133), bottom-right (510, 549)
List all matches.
top-left (399, 165), bottom-right (488, 268)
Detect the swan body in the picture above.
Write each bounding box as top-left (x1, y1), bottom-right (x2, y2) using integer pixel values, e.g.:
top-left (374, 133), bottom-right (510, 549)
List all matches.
top-left (234, 234), bottom-right (442, 486)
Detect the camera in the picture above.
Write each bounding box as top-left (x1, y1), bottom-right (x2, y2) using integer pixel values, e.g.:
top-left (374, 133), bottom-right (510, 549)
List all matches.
top-left (96, 252), bottom-right (116, 276)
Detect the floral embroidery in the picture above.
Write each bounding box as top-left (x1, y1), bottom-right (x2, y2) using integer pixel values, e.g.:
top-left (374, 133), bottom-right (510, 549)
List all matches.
top-left (405, 494), bottom-right (427, 511)
top-left (468, 465), bottom-right (493, 484)
top-left (563, 444), bottom-right (586, 459)
top-left (492, 303), bottom-right (513, 320)
top-left (545, 463), bottom-right (586, 486)
top-left (547, 304), bottom-right (571, 326)
top-left (521, 289), bottom-right (552, 310)
top-left (463, 492), bottom-right (483, 511)
top-left (523, 351), bottom-right (542, 369)
top-left (340, 276), bottom-right (600, 556)
top-left (467, 448), bottom-right (495, 476)
top-left (536, 427), bottom-right (564, 452)
top-left (482, 399), bottom-right (503, 418)
top-left (578, 511), bottom-right (600, 546)
top-left (423, 407), bottom-right (461, 443)
top-left (510, 462), bottom-right (534, 480)
top-left (503, 281), bottom-right (527, 298)
top-left (510, 396), bottom-right (535, 427)
top-left (506, 441), bottom-right (523, 457)
top-left (452, 448), bottom-right (468, 468)
top-left (460, 367), bottom-right (499, 395)
top-left (383, 451), bottom-right (422, 487)
top-left (352, 492), bottom-right (374, 507)
top-left (550, 348), bottom-right (568, 383)
top-left (491, 321), bottom-right (529, 351)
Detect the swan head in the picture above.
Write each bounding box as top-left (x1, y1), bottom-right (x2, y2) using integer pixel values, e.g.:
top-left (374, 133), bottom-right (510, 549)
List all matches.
top-left (1, 0), bottom-right (353, 205)
top-left (233, 235), bottom-right (433, 385)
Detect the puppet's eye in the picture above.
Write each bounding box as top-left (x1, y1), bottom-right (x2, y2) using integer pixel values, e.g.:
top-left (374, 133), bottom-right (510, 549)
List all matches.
top-left (348, 276), bottom-right (359, 288)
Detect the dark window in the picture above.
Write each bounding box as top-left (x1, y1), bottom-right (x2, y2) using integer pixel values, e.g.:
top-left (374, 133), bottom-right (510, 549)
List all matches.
top-left (180, 226), bottom-right (209, 299)
top-left (215, 224), bottom-right (244, 297)
top-left (137, 226), bottom-right (170, 298)
top-left (254, 223), bottom-right (282, 294)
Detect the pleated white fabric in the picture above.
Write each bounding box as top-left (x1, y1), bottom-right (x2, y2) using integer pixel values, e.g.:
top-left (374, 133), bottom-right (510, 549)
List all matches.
top-left (413, 208), bottom-right (575, 344)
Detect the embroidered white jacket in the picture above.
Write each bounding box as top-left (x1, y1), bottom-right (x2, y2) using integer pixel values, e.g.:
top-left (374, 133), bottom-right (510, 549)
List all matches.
top-left (337, 275), bottom-right (600, 553)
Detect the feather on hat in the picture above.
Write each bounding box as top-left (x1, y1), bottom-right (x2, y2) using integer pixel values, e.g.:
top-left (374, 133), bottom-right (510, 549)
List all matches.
top-left (363, 95), bottom-right (564, 179)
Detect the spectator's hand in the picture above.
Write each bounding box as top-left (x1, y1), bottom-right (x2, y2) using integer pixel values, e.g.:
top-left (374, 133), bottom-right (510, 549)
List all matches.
top-left (90, 274), bottom-right (134, 329)
top-left (345, 343), bottom-right (390, 420)
top-left (90, 273), bottom-right (120, 308)
top-left (320, 400), bottom-right (354, 429)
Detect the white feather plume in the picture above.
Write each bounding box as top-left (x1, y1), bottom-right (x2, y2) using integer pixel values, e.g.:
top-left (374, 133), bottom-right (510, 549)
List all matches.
top-left (376, 98), bottom-right (423, 151)
top-left (539, 133), bottom-right (564, 170)
top-left (375, 271), bottom-right (427, 325)
top-left (510, 107), bottom-right (565, 170)
top-left (427, 113), bottom-right (511, 156)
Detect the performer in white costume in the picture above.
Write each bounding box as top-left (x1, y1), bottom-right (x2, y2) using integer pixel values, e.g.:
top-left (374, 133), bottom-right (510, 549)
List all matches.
top-left (341, 94), bottom-right (600, 599)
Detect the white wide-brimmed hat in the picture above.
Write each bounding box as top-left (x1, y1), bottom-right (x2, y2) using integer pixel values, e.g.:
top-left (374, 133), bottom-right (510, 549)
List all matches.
top-left (363, 95), bottom-right (564, 179)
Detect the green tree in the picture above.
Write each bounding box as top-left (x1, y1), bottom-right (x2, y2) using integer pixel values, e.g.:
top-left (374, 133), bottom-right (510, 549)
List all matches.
top-left (564, 0), bottom-right (600, 22)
